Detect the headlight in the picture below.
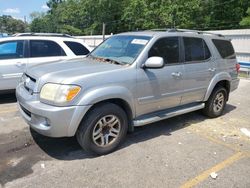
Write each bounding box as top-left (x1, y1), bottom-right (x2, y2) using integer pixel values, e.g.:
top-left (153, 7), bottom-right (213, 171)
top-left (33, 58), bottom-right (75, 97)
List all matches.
top-left (40, 83), bottom-right (81, 104)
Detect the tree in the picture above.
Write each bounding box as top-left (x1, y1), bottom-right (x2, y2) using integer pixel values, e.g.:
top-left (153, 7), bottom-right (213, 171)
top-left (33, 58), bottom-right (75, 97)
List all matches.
top-left (47, 0), bottom-right (63, 12)
top-left (240, 7), bottom-right (250, 26)
top-left (0, 15), bottom-right (28, 34)
top-left (29, 0), bottom-right (250, 35)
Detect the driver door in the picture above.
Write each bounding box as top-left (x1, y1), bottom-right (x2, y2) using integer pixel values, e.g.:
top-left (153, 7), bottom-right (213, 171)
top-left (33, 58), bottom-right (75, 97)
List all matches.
top-left (136, 37), bottom-right (184, 116)
top-left (0, 40), bottom-right (27, 90)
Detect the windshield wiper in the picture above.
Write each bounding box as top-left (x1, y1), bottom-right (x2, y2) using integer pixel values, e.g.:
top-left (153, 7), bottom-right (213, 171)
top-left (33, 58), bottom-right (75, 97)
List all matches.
top-left (104, 58), bottom-right (125, 65)
top-left (90, 56), bottom-right (126, 65)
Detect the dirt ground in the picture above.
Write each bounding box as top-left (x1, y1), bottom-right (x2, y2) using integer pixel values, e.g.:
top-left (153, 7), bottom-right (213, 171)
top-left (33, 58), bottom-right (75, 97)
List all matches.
top-left (0, 79), bottom-right (250, 188)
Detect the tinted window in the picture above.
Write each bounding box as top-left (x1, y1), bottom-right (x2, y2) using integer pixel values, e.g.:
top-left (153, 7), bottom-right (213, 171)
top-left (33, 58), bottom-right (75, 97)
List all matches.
top-left (0, 41), bottom-right (24, 60)
top-left (64, 41), bottom-right (89, 55)
top-left (183, 37), bottom-right (211, 62)
top-left (212, 39), bottom-right (235, 59)
top-left (30, 40), bottom-right (66, 58)
top-left (149, 37), bottom-right (179, 64)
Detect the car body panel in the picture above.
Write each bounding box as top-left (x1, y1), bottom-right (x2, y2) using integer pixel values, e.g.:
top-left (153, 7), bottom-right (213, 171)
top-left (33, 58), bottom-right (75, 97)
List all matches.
top-left (136, 64), bottom-right (184, 116)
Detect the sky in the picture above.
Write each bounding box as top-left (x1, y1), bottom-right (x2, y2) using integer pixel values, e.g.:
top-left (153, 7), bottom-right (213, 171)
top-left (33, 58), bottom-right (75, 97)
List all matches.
top-left (0, 0), bottom-right (49, 22)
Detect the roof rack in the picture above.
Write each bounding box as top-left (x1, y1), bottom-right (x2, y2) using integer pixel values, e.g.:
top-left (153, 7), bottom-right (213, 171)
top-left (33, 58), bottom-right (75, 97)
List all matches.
top-left (148, 28), bottom-right (224, 37)
top-left (168, 29), bottom-right (224, 37)
top-left (12, 33), bottom-right (73, 38)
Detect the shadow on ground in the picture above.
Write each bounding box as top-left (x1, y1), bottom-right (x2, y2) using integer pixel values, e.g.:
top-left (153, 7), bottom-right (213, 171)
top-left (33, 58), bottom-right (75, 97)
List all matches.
top-left (31, 104), bottom-right (236, 160)
top-left (0, 104), bottom-right (236, 186)
top-left (0, 93), bottom-right (16, 104)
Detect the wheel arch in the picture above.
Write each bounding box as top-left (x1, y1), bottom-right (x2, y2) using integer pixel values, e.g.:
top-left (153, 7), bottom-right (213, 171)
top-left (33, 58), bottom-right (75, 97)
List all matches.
top-left (74, 98), bottom-right (135, 137)
top-left (204, 73), bottom-right (231, 101)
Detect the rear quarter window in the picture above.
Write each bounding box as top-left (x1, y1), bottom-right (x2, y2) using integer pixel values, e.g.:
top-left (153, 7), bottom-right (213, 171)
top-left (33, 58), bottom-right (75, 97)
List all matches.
top-left (64, 41), bottom-right (90, 55)
top-left (212, 39), bottom-right (236, 59)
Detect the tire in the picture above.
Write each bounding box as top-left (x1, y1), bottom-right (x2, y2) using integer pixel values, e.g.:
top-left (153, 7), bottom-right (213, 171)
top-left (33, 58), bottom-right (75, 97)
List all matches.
top-left (203, 87), bottom-right (227, 118)
top-left (76, 103), bottom-right (128, 155)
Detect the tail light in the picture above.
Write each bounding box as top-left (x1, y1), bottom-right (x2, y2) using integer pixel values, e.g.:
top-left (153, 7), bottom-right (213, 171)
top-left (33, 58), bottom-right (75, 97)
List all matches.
top-left (236, 63), bottom-right (240, 73)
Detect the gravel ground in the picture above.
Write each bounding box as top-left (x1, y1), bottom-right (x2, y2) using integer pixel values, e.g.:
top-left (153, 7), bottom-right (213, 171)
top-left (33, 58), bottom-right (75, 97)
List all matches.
top-left (0, 79), bottom-right (249, 188)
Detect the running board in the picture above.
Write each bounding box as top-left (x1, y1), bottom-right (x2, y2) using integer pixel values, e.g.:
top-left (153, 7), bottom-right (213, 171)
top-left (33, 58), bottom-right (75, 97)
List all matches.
top-left (133, 103), bottom-right (205, 127)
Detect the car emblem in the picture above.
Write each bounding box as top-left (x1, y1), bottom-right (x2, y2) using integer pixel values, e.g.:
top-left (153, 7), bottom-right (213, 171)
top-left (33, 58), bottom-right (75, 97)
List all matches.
top-left (25, 77), bottom-right (31, 84)
top-left (24, 77), bottom-right (34, 91)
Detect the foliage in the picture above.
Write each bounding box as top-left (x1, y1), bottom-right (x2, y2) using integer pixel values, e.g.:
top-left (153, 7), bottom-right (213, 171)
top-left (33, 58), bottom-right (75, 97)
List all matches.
top-left (29, 0), bottom-right (250, 35)
top-left (240, 7), bottom-right (250, 26)
top-left (0, 15), bottom-right (28, 34)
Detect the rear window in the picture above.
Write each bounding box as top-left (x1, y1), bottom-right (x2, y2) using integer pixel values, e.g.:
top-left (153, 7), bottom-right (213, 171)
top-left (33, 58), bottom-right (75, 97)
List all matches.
top-left (64, 41), bottom-right (89, 55)
top-left (212, 39), bottom-right (236, 59)
top-left (183, 37), bottom-right (211, 62)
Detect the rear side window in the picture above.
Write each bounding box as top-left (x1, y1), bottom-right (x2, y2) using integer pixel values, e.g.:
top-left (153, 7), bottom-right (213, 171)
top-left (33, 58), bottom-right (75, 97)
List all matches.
top-left (30, 40), bottom-right (66, 58)
top-left (0, 41), bottom-right (24, 60)
top-left (183, 37), bottom-right (211, 62)
top-left (212, 39), bottom-right (236, 59)
top-left (149, 37), bottom-right (180, 64)
top-left (64, 41), bottom-right (89, 55)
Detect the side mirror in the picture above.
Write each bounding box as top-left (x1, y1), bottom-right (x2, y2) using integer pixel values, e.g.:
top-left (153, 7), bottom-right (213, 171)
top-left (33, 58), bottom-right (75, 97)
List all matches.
top-left (143, 57), bottom-right (164, 69)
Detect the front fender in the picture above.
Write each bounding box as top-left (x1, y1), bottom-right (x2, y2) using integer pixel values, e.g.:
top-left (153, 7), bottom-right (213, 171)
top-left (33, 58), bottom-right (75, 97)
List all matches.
top-left (77, 86), bottom-right (135, 117)
top-left (204, 72), bottom-right (231, 101)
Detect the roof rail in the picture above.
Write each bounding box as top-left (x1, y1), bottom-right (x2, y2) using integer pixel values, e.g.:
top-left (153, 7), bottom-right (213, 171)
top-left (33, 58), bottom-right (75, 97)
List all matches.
top-left (147, 28), bottom-right (224, 37)
top-left (168, 29), bottom-right (224, 37)
top-left (12, 33), bottom-right (73, 38)
top-left (149, 29), bottom-right (171, 32)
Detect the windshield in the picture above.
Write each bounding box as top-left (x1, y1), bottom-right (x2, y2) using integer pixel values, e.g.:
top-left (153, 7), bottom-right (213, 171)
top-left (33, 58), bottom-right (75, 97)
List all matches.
top-left (90, 35), bottom-right (151, 65)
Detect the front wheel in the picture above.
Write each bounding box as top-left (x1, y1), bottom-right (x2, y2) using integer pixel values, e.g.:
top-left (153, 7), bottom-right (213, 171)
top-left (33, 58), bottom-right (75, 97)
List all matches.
top-left (203, 87), bottom-right (227, 118)
top-left (76, 103), bottom-right (128, 155)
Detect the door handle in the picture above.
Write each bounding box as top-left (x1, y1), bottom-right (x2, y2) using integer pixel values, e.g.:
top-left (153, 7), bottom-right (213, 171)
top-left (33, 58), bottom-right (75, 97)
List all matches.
top-left (15, 62), bottom-right (25, 67)
top-left (208, 68), bottom-right (216, 72)
top-left (16, 62), bottom-right (25, 67)
top-left (171, 72), bottom-right (182, 78)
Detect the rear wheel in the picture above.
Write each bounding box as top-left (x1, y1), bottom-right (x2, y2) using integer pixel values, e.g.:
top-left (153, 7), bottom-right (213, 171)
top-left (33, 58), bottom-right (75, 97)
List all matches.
top-left (203, 87), bottom-right (227, 118)
top-left (76, 103), bottom-right (128, 155)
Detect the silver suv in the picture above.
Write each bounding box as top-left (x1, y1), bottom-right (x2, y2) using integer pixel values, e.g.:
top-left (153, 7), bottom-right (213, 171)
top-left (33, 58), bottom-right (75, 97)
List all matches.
top-left (16, 29), bottom-right (240, 155)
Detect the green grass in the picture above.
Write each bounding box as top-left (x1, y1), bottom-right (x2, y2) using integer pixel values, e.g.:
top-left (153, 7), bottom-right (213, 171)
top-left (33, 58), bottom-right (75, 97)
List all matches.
top-left (239, 71), bottom-right (250, 78)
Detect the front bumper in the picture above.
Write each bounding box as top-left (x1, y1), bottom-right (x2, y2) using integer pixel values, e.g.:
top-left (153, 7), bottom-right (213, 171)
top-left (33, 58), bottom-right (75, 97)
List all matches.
top-left (16, 84), bottom-right (91, 137)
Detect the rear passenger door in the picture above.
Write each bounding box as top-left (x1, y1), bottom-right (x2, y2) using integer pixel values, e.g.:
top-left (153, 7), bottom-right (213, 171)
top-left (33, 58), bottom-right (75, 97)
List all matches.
top-left (181, 37), bottom-right (214, 105)
top-left (27, 40), bottom-right (68, 68)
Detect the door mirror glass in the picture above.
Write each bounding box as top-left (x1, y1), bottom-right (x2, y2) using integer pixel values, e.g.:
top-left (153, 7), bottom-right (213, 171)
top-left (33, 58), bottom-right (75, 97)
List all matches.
top-left (143, 56), bottom-right (164, 69)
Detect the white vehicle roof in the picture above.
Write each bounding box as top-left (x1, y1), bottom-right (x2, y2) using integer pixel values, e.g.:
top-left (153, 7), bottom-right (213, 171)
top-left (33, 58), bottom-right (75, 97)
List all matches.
top-left (0, 35), bottom-right (92, 52)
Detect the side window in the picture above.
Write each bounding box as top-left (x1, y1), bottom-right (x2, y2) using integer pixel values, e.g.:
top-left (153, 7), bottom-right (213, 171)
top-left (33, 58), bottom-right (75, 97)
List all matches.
top-left (212, 39), bottom-right (236, 59)
top-left (30, 40), bottom-right (66, 58)
top-left (149, 37), bottom-right (179, 64)
top-left (0, 41), bottom-right (24, 60)
top-left (64, 41), bottom-right (90, 55)
top-left (183, 37), bottom-right (211, 62)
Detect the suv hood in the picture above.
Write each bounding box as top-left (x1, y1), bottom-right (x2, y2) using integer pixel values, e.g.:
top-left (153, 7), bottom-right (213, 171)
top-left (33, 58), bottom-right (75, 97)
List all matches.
top-left (26, 58), bottom-right (125, 83)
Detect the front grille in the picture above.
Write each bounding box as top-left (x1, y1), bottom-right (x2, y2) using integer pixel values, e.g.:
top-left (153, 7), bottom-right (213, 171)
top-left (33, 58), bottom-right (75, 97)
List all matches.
top-left (25, 74), bottom-right (36, 82)
top-left (24, 74), bottom-right (36, 94)
top-left (20, 105), bottom-right (31, 117)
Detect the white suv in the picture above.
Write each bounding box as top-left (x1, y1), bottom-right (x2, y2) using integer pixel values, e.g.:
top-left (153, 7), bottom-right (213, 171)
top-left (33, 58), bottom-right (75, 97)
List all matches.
top-left (0, 33), bottom-right (92, 93)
